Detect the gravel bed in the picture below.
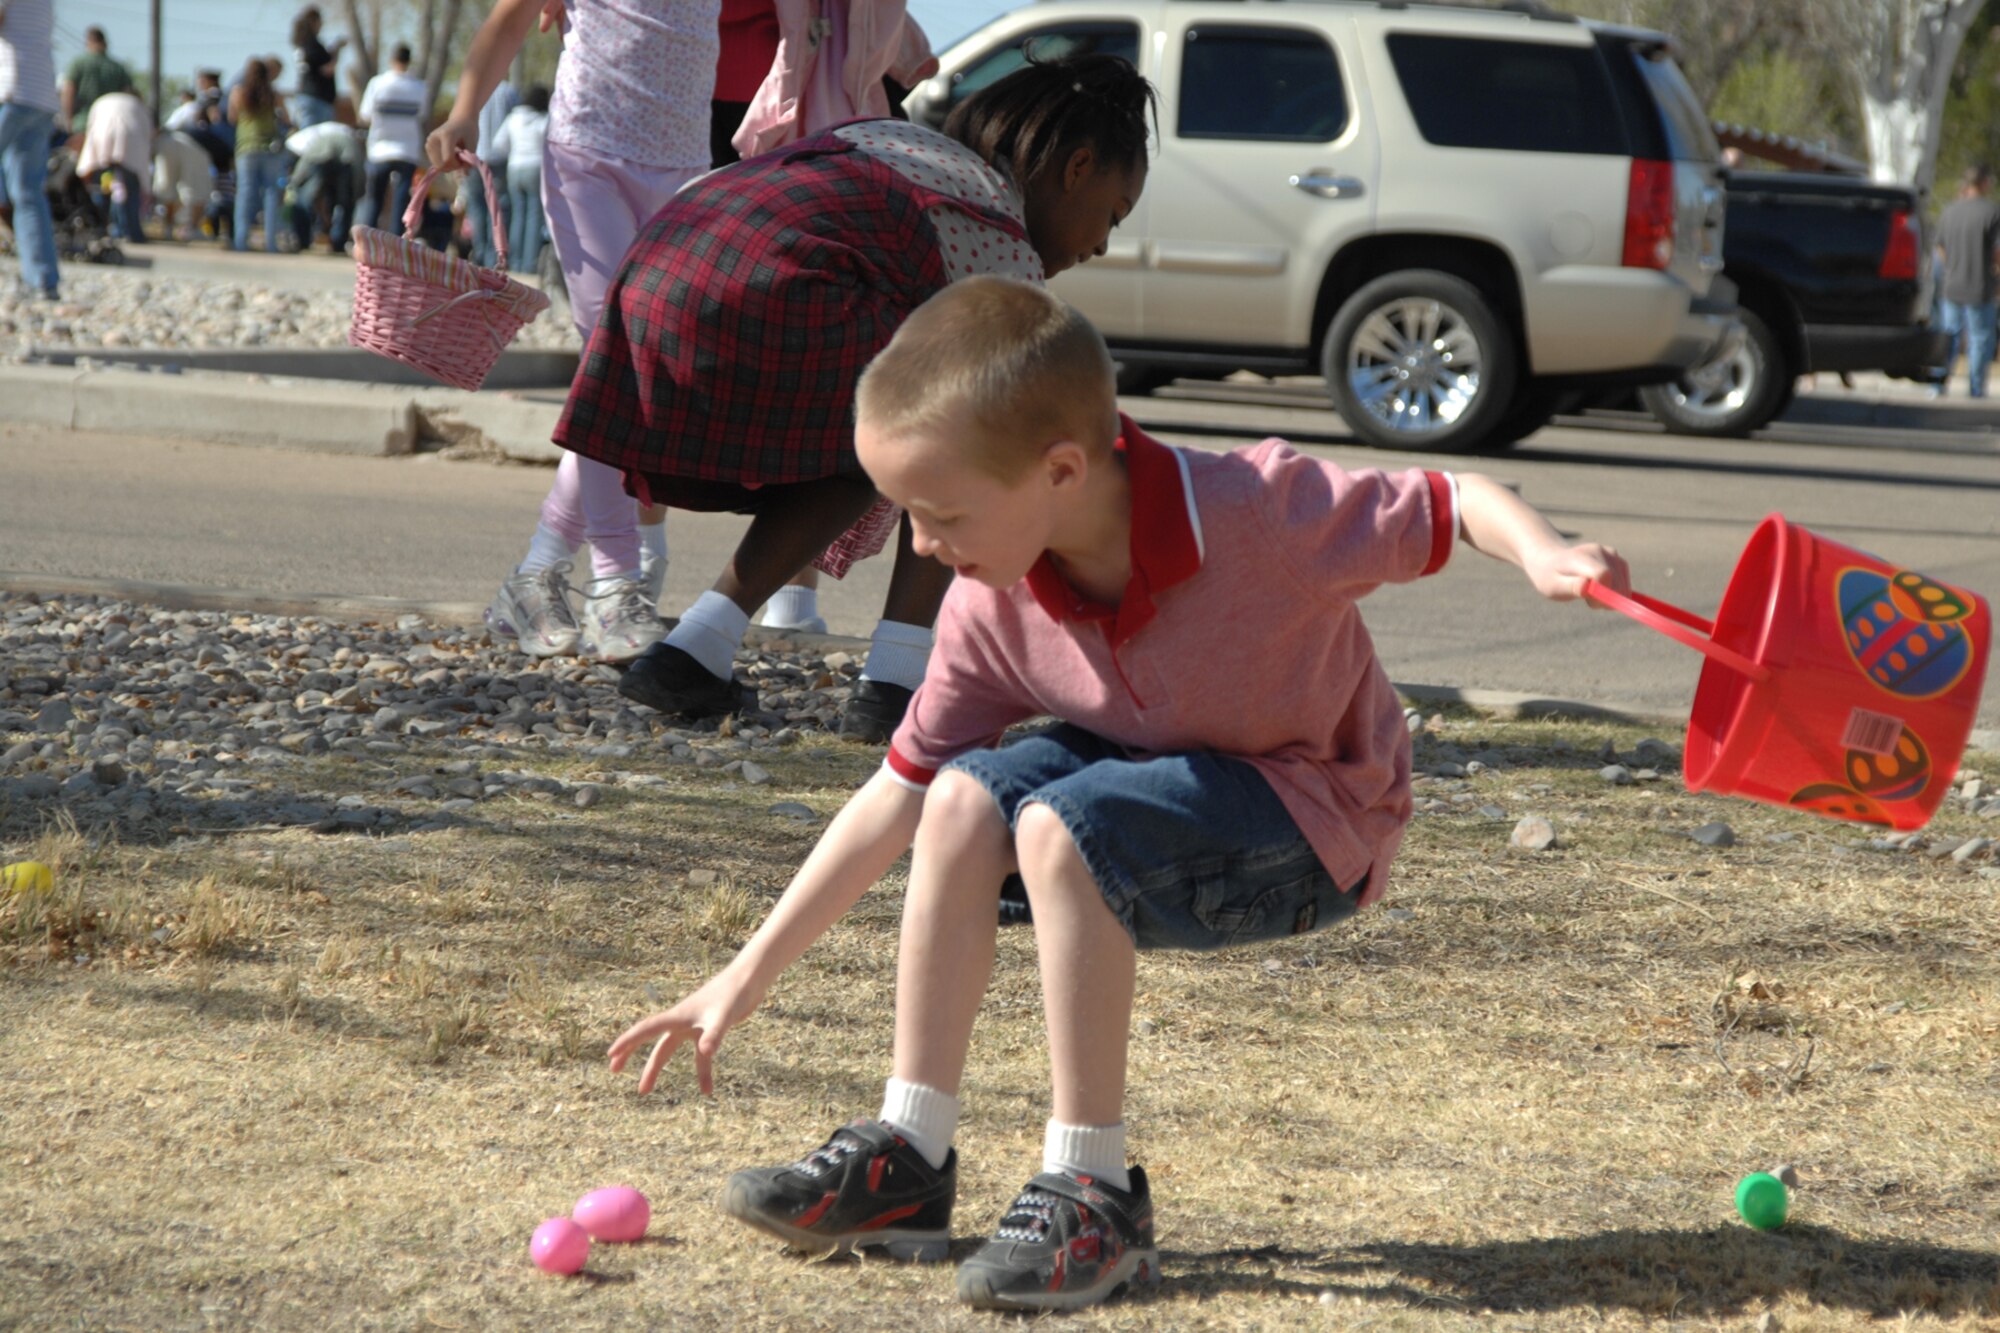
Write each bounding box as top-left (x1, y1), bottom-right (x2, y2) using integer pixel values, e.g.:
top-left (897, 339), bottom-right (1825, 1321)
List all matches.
top-left (1, 592), bottom-right (865, 842)
top-left (2, 268), bottom-right (579, 355)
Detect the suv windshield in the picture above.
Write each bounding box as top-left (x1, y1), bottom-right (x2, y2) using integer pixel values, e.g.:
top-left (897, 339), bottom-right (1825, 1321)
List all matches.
top-left (1386, 33), bottom-right (1626, 156)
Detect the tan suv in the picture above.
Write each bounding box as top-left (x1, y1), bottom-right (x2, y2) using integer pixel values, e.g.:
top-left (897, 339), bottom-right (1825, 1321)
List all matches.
top-left (906, 0), bottom-right (1736, 453)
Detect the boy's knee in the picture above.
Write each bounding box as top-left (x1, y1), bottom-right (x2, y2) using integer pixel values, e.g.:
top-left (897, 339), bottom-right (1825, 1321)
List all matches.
top-left (1013, 801), bottom-right (1084, 880)
top-left (920, 770), bottom-right (1010, 844)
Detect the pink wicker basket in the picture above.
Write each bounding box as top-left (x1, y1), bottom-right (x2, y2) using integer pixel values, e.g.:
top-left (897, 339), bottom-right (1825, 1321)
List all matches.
top-left (347, 150), bottom-right (550, 391)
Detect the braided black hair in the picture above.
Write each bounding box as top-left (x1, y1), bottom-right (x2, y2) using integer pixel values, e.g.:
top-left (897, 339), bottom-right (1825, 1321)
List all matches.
top-left (944, 52), bottom-right (1157, 188)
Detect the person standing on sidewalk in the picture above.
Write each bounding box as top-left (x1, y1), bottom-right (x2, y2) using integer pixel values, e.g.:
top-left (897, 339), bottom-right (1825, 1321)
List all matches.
top-left (0, 0), bottom-right (61, 299)
top-left (229, 59), bottom-right (287, 252)
top-left (427, 0), bottom-right (722, 664)
top-left (1932, 164), bottom-right (2000, 400)
top-left (58, 25), bottom-right (132, 132)
top-left (492, 84), bottom-right (549, 272)
top-left (290, 6), bottom-right (346, 130)
top-left (355, 43), bottom-right (426, 240)
top-left (465, 77), bottom-right (518, 269)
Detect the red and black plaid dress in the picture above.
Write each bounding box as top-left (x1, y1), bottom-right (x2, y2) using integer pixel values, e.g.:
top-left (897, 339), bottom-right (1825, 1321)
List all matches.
top-left (553, 130), bottom-right (1030, 574)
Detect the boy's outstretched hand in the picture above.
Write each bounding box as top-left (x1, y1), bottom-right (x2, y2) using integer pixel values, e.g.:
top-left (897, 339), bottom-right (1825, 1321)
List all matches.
top-left (1522, 539), bottom-right (1631, 604)
top-left (607, 971), bottom-right (764, 1097)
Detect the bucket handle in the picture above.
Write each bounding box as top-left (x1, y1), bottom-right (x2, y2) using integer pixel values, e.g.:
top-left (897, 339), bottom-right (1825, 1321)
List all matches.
top-left (1582, 579), bottom-right (1772, 684)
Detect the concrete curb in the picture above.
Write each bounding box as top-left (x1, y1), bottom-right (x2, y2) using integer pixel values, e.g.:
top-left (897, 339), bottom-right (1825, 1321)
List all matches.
top-left (0, 362), bottom-right (418, 457)
top-left (30, 344), bottom-right (579, 391)
top-left (8, 570), bottom-right (1998, 752)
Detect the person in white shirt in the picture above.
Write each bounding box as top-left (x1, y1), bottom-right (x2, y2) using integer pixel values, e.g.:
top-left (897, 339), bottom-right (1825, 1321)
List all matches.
top-left (491, 83), bottom-right (549, 269)
top-left (0, 0), bottom-right (62, 296)
top-left (355, 42), bottom-right (426, 238)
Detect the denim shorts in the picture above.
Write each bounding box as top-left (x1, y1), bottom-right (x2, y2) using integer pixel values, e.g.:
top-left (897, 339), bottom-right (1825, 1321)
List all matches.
top-left (943, 724), bottom-right (1363, 951)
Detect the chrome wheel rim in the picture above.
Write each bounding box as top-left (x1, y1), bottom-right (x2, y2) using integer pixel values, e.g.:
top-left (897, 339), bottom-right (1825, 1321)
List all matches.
top-left (1667, 337), bottom-right (1758, 420)
top-left (1346, 297), bottom-right (1484, 435)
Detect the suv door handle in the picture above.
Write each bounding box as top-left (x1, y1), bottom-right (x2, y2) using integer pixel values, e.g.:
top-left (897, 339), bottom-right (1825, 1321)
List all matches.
top-left (1289, 172), bottom-right (1365, 200)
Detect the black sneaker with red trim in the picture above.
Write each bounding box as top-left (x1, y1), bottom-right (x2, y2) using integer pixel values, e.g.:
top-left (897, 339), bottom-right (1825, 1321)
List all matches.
top-left (955, 1166), bottom-right (1161, 1311)
top-left (720, 1119), bottom-right (954, 1262)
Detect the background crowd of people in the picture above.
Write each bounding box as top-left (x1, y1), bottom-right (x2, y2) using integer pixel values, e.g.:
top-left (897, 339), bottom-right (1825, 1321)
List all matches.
top-left (0, 5), bottom-right (560, 282)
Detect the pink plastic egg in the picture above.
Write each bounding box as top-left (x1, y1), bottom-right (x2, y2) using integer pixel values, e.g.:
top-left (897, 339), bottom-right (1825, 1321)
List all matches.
top-left (572, 1185), bottom-right (651, 1243)
top-left (530, 1216), bottom-right (590, 1274)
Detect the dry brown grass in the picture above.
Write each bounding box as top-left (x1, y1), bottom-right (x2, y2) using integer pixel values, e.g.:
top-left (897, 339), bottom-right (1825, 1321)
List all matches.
top-left (1, 719), bottom-right (1996, 1331)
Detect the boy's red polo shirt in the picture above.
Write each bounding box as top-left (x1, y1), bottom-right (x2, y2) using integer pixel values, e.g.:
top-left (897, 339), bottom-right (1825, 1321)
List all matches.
top-left (888, 419), bottom-right (1457, 909)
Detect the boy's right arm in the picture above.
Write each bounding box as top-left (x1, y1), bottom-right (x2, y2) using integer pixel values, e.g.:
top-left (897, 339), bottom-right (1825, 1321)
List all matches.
top-left (424, 0), bottom-right (548, 168)
top-left (608, 767), bottom-right (928, 1097)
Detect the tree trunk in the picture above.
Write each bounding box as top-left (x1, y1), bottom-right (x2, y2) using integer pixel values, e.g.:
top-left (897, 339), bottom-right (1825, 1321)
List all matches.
top-left (1847, 0), bottom-right (1983, 195)
top-left (340, 0), bottom-right (378, 95)
top-left (421, 0), bottom-right (468, 114)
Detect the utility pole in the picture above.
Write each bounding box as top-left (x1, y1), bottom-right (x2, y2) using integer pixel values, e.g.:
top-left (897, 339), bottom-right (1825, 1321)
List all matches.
top-left (150, 0), bottom-right (164, 124)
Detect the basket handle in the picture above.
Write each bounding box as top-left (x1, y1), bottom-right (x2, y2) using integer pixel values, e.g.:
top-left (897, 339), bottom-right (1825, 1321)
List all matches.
top-left (405, 148), bottom-right (509, 274)
top-left (1582, 578), bottom-right (1771, 684)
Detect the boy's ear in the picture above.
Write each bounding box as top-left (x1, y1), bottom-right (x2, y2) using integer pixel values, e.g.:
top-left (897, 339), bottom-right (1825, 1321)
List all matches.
top-left (1043, 437), bottom-right (1090, 488)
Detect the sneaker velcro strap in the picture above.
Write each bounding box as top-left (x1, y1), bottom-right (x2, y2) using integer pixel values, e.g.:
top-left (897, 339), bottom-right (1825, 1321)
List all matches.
top-left (1019, 1170), bottom-right (1147, 1238)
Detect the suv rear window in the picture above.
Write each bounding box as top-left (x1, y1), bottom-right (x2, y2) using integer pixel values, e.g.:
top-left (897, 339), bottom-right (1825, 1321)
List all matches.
top-left (1629, 46), bottom-right (1719, 162)
top-left (936, 22), bottom-right (1141, 120)
top-left (1386, 34), bottom-right (1626, 156)
top-left (1178, 26), bottom-right (1348, 142)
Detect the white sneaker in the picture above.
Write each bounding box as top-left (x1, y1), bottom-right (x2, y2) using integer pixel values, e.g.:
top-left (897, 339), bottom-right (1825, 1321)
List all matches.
top-left (486, 559), bottom-right (581, 657)
top-left (640, 551), bottom-right (667, 607)
top-left (760, 613), bottom-right (828, 635)
top-left (582, 576), bottom-right (668, 662)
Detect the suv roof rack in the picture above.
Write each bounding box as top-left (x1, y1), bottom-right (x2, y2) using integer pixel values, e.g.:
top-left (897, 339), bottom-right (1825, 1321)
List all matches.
top-left (1370, 0), bottom-right (1574, 20)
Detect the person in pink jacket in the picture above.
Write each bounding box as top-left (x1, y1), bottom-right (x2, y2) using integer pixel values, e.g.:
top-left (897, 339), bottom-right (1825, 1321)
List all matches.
top-left (730, 0), bottom-right (936, 159)
top-left (608, 278), bottom-right (1632, 1311)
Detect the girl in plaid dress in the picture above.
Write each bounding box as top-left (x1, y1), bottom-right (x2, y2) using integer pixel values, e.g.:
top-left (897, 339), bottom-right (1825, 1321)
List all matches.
top-left (560, 54), bottom-right (1156, 740)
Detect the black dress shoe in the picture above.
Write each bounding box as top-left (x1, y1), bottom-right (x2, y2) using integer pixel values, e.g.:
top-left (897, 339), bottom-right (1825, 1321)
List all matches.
top-left (617, 643), bottom-right (751, 719)
top-left (836, 678), bottom-right (914, 743)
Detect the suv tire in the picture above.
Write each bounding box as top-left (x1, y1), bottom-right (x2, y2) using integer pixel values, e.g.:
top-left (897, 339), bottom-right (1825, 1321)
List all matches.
top-left (1638, 307), bottom-right (1788, 437)
top-left (1324, 270), bottom-right (1519, 454)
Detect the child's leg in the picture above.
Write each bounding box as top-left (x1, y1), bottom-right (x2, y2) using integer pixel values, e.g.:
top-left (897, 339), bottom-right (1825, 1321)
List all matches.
top-left (1014, 803), bottom-right (1134, 1131)
top-left (890, 771), bottom-right (1017, 1102)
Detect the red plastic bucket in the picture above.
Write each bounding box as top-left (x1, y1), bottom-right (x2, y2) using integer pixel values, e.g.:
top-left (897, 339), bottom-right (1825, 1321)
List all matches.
top-left (1585, 514), bottom-right (1989, 829)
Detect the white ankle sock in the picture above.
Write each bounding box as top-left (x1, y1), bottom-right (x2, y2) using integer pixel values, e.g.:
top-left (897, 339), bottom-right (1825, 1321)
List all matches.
top-left (879, 1077), bottom-right (959, 1171)
top-left (639, 522), bottom-right (667, 565)
top-left (760, 583), bottom-right (821, 629)
top-left (1043, 1119), bottom-right (1129, 1191)
top-left (860, 619), bottom-right (934, 691)
top-left (663, 591), bottom-right (749, 680)
top-left (519, 523), bottom-right (576, 576)
top-left (590, 567), bottom-right (644, 589)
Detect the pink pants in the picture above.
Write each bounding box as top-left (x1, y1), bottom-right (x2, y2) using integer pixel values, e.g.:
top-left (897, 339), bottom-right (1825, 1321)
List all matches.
top-left (538, 141), bottom-right (704, 577)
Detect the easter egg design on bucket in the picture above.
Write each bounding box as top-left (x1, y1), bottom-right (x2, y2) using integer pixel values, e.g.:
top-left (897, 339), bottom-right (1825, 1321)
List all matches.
top-left (1839, 568), bottom-right (1975, 700)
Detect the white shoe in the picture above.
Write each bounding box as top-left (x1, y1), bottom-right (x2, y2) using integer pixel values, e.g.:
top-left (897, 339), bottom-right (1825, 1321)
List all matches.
top-left (486, 559), bottom-right (581, 657)
top-left (582, 576), bottom-right (668, 662)
top-left (761, 613), bottom-right (828, 635)
top-left (640, 552), bottom-right (667, 607)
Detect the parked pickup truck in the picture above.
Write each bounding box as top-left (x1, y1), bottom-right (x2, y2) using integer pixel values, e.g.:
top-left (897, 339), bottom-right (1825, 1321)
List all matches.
top-left (1638, 170), bottom-right (1947, 436)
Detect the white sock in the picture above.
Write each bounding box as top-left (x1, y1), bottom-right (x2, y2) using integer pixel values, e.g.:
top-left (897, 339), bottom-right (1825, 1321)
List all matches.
top-left (518, 523), bottom-right (576, 576)
top-left (759, 583), bottom-right (821, 629)
top-left (1043, 1119), bottom-right (1129, 1191)
top-left (663, 591), bottom-right (749, 680)
top-left (860, 619), bottom-right (934, 691)
top-left (879, 1077), bottom-right (959, 1171)
top-left (639, 522), bottom-right (667, 565)
top-left (590, 567), bottom-right (644, 589)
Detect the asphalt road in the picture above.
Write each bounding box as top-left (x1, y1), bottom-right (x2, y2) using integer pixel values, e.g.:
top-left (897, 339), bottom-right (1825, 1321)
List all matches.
top-left (4, 385), bottom-right (1998, 725)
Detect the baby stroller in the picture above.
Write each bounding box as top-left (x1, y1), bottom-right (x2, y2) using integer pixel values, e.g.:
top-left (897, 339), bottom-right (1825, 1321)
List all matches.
top-left (45, 141), bottom-right (125, 266)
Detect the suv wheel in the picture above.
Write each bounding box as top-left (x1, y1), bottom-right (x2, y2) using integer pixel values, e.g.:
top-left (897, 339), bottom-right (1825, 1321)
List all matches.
top-left (1638, 308), bottom-right (1788, 437)
top-left (1324, 270), bottom-right (1519, 453)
